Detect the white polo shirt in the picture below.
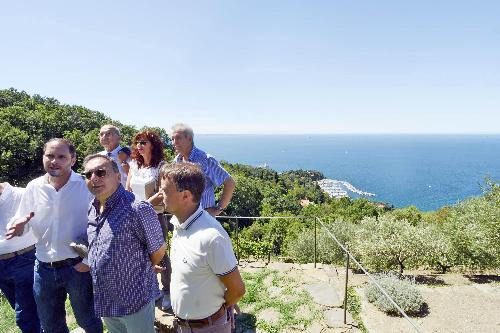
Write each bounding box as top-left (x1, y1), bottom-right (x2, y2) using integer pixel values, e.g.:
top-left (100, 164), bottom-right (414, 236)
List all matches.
top-left (12, 172), bottom-right (94, 263)
top-left (170, 206), bottom-right (237, 320)
top-left (0, 183), bottom-right (37, 255)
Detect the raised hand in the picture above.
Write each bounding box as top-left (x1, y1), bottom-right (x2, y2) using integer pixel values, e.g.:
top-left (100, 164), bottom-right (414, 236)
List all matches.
top-left (5, 212), bottom-right (34, 240)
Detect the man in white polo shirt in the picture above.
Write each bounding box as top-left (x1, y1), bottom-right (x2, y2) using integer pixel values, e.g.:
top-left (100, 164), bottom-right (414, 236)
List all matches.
top-left (159, 162), bottom-right (245, 333)
top-left (98, 124), bottom-right (127, 186)
top-left (0, 182), bottom-right (40, 333)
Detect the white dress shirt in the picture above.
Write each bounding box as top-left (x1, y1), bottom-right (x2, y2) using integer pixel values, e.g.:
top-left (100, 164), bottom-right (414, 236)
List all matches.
top-left (13, 172), bottom-right (94, 262)
top-left (99, 146), bottom-right (127, 186)
top-left (0, 183), bottom-right (37, 255)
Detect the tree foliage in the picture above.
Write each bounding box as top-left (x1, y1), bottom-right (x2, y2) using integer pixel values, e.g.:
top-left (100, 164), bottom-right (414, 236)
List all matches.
top-left (0, 88), bottom-right (173, 184)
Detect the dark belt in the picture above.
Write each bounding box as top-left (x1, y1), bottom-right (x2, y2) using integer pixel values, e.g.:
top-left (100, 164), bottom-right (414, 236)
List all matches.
top-left (175, 305), bottom-right (226, 328)
top-left (39, 257), bottom-right (81, 269)
top-left (0, 245), bottom-right (35, 260)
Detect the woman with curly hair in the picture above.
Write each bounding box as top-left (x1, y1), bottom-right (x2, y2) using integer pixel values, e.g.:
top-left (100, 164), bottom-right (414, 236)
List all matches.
top-left (126, 129), bottom-right (172, 311)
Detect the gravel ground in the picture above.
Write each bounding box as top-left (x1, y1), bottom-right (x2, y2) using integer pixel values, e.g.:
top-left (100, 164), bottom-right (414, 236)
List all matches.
top-left (358, 273), bottom-right (500, 333)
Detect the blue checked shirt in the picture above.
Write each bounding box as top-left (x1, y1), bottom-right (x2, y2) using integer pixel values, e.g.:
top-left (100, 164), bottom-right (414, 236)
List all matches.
top-left (174, 145), bottom-right (231, 209)
top-left (87, 185), bottom-right (164, 317)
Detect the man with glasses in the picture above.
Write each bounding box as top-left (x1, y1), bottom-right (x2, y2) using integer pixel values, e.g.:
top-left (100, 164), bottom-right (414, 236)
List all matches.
top-left (83, 154), bottom-right (166, 333)
top-left (98, 124), bottom-right (127, 186)
top-left (6, 138), bottom-right (102, 333)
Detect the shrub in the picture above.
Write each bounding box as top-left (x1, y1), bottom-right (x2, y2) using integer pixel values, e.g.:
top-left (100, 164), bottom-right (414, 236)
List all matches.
top-left (285, 219), bottom-right (354, 265)
top-left (353, 216), bottom-right (430, 274)
top-left (364, 272), bottom-right (424, 316)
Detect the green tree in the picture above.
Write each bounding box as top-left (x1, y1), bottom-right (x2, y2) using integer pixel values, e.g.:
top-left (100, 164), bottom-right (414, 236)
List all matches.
top-left (354, 216), bottom-right (430, 274)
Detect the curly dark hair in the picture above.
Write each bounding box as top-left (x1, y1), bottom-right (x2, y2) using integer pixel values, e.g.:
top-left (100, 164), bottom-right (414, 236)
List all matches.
top-left (131, 130), bottom-right (165, 168)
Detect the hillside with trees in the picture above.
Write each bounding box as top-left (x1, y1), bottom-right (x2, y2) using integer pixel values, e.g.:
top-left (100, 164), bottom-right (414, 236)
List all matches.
top-left (1, 88), bottom-right (498, 274)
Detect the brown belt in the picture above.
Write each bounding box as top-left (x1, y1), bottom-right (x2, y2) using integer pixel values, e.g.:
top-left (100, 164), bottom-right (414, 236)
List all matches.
top-left (0, 245), bottom-right (35, 260)
top-left (175, 305), bottom-right (226, 328)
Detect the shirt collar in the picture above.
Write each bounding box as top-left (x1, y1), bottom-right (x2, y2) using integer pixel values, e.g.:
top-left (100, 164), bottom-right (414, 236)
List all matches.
top-left (175, 145), bottom-right (198, 162)
top-left (188, 145), bottom-right (199, 161)
top-left (92, 184), bottom-right (127, 212)
top-left (43, 171), bottom-right (85, 184)
top-left (171, 205), bottom-right (204, 230)
top-left (0, 182), bottom-right (12, 206)
top-left (107, 145), bottom-right (122, 156)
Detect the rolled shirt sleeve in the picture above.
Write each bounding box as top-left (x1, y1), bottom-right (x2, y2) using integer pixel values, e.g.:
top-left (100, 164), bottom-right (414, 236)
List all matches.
top-left (205, 156), bottom-right (230, 187)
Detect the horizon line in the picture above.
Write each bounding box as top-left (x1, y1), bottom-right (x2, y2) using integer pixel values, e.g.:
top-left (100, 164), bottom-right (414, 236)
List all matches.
top-left (196, 132), bottom-right (500, 135)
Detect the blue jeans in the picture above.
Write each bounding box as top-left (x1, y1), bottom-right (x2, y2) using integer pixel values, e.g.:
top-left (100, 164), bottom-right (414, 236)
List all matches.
top-left (33, 258), bottom-right (103, 333)
top-left (103, 300), bottom-right (156, 333)
top-left (0, 248), bottom-right (41, 333)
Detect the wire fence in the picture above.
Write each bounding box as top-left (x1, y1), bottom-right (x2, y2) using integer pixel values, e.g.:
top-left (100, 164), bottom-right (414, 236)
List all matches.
top-left (213, 214), bottom-right (423, 333)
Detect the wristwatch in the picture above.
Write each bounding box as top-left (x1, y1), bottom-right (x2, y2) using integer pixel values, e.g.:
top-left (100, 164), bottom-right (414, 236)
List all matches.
top-left (215, 203), bottom-right (224, 212)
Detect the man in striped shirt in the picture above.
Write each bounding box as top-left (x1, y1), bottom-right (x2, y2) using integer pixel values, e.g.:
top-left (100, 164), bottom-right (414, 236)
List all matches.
top-left (171, 123), bottom-right (236, 216)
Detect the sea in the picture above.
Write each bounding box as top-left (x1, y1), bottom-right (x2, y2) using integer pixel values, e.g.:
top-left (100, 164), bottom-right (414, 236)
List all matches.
top-left (195, 134), bottom-right (500, 211)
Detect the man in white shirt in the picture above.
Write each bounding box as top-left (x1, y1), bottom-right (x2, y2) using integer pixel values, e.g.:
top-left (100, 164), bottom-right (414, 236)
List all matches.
top-left (6, 138), bottom-right (103, 333)
top-left (98, 124), bottom-right (127, 186)
top-left (159, 162), bottom-right (245, 333)
top-left (0, 182), bottom-right (40, 333)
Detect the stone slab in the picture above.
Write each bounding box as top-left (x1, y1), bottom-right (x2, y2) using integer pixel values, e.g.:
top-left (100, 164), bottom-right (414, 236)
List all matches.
top-left (305, 282), bottom-right (343, 307)
top-left (324, 308), bottom-right (354, 328)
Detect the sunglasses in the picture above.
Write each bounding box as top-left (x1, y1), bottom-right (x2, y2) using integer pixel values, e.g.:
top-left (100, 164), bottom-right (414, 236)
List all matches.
top-left (136, 140), bottom-right (149, 145)
top-left (83, 168), bottom-right (107, 180)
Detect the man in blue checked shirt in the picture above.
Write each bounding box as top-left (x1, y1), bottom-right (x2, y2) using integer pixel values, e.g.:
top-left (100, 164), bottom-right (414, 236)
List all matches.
top-left (83, 154), bottom-right (166, 333)
top-left (171, 123), bottom-right (236, 217)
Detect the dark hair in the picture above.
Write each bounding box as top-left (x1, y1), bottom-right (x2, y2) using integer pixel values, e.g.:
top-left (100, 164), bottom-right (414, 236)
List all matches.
top-left (160, 162), bottom-right (205, 204)
top-left (118, 146), bottom-right (131, 156)
top-left (44, 138), bottom-right (76, 158)
top-left (131, 130), bottom-right (165, 168)
top-left (83, 154), bottom-right (119, 173)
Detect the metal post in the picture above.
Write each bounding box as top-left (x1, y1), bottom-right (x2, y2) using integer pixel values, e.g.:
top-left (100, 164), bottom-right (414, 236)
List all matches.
top-left (235, 218), bottom-right (240, 264)
top-left (344, 245), bottom-right (349, 324)
top-left (314, 218), bottom-right (317, 268)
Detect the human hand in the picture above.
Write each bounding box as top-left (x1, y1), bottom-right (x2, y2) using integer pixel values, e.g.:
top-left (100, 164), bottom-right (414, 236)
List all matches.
top-left (153, 264), bottom-right (166, 274)
top-left (73, 262), bottom-right (90, 273)
top-left (148, 192), bottom-right (164, 206)
top-left (5, 212), bottom-right (34, 240)
top-left (205, 206), bottom-right (223, 217)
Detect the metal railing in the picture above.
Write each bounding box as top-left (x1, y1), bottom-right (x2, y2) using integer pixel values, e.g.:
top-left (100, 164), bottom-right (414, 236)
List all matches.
top-left (214, 214), bottom-right (423, 333)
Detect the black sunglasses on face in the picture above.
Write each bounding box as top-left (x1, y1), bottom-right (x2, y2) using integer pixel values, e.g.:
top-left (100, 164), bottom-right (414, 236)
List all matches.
top-left (136, 140), bottom-right (149, 145)
top-left (83, 168), bottom-right (107, 180)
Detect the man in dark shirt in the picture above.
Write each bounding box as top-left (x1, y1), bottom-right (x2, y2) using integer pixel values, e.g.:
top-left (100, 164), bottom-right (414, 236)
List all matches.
top-left (83, 154), bottom-right (166, 333)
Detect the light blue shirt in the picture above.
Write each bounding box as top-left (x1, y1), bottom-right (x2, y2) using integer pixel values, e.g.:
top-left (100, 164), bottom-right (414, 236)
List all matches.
top-left (174, 145), bottom-right (230, 209)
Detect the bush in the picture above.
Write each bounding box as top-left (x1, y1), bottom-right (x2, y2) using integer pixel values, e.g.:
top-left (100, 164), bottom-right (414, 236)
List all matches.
top-left (286, 219), bottom-right (354, 265)
top-left (364, 272), bottom-right (424, 316)
top-left (353, 216), bottom-right (430, 274)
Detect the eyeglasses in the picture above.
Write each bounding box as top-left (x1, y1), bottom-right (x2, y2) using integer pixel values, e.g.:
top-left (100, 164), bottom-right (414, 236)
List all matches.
top-left (83, 168), bottom-right (107, 180)
top-left (136, 140), bottom-right (149, 145)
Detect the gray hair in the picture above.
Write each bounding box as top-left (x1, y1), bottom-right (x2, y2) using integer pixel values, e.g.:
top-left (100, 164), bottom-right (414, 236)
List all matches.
top-left (171, 123), bottom-right (194, 139)
top-left (83, 154), bottom-right (119, 173)
top-left (100, 124), bottom-right (121, 136)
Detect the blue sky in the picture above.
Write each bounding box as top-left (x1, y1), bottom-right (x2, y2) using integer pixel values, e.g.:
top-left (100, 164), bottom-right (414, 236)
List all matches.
top-left (1, 1), bottom-right (499, 134)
